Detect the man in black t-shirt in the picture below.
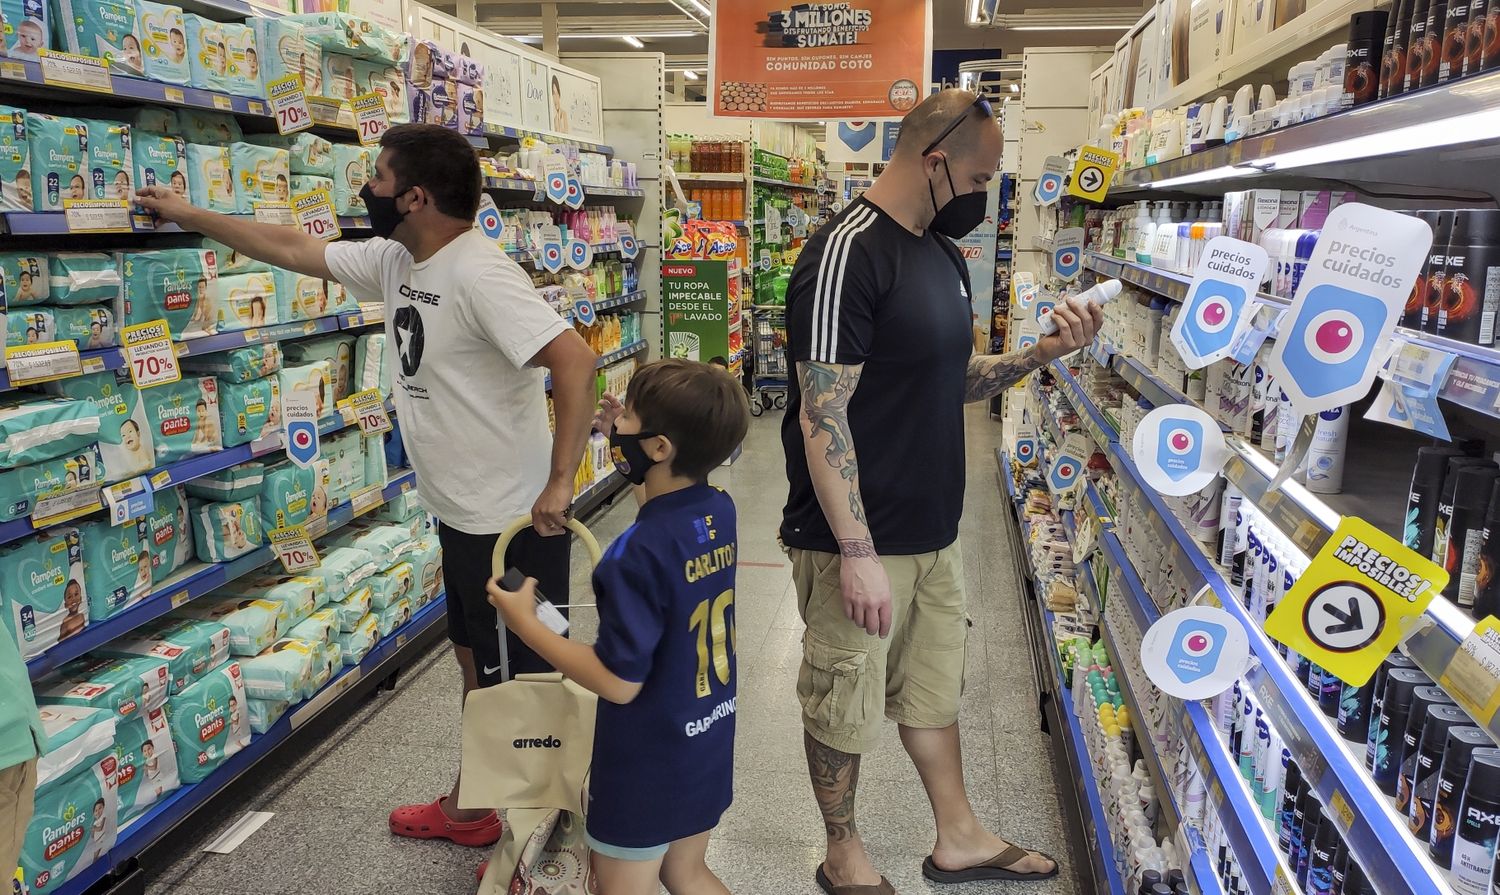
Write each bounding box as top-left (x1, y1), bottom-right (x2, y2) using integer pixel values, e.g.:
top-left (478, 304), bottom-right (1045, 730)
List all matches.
top-left (781, 89), bottom-right (1103, 893)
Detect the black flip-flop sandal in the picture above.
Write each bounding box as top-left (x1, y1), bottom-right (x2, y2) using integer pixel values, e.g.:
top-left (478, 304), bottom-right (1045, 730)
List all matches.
top-left (921, 843), bottom-right (1060, 883)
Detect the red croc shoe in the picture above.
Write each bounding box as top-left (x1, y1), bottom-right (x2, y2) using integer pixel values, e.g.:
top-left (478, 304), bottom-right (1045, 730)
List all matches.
top-left (388, 796), bottom-right (502, 847)
top-left (475, 860), bottom-right (489, 884)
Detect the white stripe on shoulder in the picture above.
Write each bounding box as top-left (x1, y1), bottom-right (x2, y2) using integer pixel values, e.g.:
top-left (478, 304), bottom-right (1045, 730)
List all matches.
top-left (824, 210), bottom-right (879, 361)
top-left (810, 205), bottom-right (874, 363)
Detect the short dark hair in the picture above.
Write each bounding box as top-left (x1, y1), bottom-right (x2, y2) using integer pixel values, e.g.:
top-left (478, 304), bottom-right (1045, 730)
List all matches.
top-left (626, 359), bottom-right (749, 480)
top-left (379, 123), bottom-right (481, 219)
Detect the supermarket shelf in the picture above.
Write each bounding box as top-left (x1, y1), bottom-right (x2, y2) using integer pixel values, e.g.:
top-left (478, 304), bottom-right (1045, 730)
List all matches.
top-left (508, 243), bottom-right (624, 264)
top-left (572, 470), bottom-right (629, 521)
top-left (484, 177), bottom-right (645, 199)
top-left (591, 291), bottom-right (648, 313)
top-left (338, 306), bottom-right (384, 329)
top-left (57, 594), bottom-right (448, 895)
top-left (480, 123), bottom-right (613, 156)
top-left (544, 339), bottom-right (647, 391)
top-left (752, 175), bottom-right (819, 191)
top-left (676, 172), bottom-right (747, 183)
top-left (0, 212), bottom-right (370, 237)
top-left (0, 57), bottom-right (271, 120)
top-left (1033, 235), bottom-right (1054, 252)
top-left (26, 468), bottom-right (416, 680)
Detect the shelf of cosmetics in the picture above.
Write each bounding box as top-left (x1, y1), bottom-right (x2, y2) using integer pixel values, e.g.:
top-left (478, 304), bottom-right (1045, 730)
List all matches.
top-left (1101, 2), bottom-right (1500, 178)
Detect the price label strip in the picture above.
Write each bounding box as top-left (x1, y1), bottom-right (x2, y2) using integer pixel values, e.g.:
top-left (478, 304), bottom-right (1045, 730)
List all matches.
top-left (253, 203), bottom-right (295, 226)
top-left (120, 319), bottom-right (181, 388)
top-left (38, 50), bottom-right (113, 92)
top-left (5, 341), bottom-right (82, 386)
top-left (352, 93), bottom-right (389, 146)
top-left (269, 525), bottom-right (321, 573)
top-left (266, 75), bottom-right (314, 135)
top-left (293, 189), bottom-right (341, 242)
top-left (344, 389), bottom-right (392, 435)
top-left (1440, 616), bottom-right (1500, 728)
top-left (350, 483), bottom-right (384, 517)
top-left (62, 198), bottom-right (132, 233)
top-left (32, 486), bottom-right (104, 528)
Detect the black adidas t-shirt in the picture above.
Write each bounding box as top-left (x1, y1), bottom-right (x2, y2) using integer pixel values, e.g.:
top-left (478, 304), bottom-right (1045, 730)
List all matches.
top-left (780, 197), bottom-right (974, 556)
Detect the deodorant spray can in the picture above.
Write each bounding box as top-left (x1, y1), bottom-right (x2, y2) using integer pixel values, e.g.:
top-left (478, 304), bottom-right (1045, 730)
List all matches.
top-left (1345, 652), bottom-right (1417, 745)
top-left (1425, 210), bottom-right (1459, 333)
top-left (1415, 0), bottom-right (1452, 87)
top-left (1430, 726), bottom-right (1493, 866)
top-left (1451, 748), bottom-right (1500, 894)
top-left (1434, 459), bottom-right (1497, 567)
top-left (1470, 480), bottom-right (1500, 621)
top-left (1406, 0), bottom-right (1436, 92)
top-left (1406, 211), bottom-right (1443, 327)
top-left (1306, 406), bottom-right (1349, 494)
top-left (1408, 447), bottom-right (1469, 554)
top-left (1446, 466), bottom-right (1500, 604)
top-left (1381, 0), bottom-right (1415, 96)
top-left (1307, 808), bottom-right (1342, 895)
top-left (1347, 10), bottom-right (1391, 105)
top-left (1372, 668), bottom-right (1436, 791)
top-left (1406, 705), bottom-right (1476, 837)
top-left (1397, 688), bottom-right (1460, 813)
top-left (1218, 484), bottom-right (1243, 567)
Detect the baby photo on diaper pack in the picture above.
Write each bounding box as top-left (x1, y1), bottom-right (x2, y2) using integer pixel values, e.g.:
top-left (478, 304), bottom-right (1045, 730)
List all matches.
top-left (189, 496), bottom-right (262, 563)
top-left (352, 59), bottom-right (408, 123)
top-left (273, 268), bottom-right (328, 322)
top-left (42, 306), bottom-right (118, 351)
top-left (142, 376), bottom-right (221, 464)
top-left (0, 526), bottom-right (87, 658)
top-left (26, 113), bottom-right (89, 211)
top-left (255, 459), bottom-right (323, 532)
top-left (0, 251), bottom-right (49, 305)
top-left (45, 370), bottom-right (155, 479)
top-left (82, 118), bottom-right (133, 201)
top-left (76, 516), bottom-right (153, 620)
top-left (54, 0), bottom-right (143, 74)
top-left (143, 484), bottom-right (193, 584)
top-left (182, 343), bottom-right (280, 383)
top-left (0, 445), bottom-right (105, 523)
top-left (283, 334), bottom-right (354, 401)
top-left (117, 248), bottom-right (217, 339)
top-left (331, 143), bottom-right (370, 215)
top-left (229, 141), bottom-right (289, 213)
top-left (335, 611), bottom-right (378, 664)
top-left (18, 706), bottom-right (118, 893)
top-left (185, 143), bottom-right (236, 214)
top-left (279, 359), bottom-right (331, 421)
top-left (221, 21), bottom-right (258, 96)
top-left (113, 706), bottom-right (180, 820)
top-left (164, 659), bottom-right (249, 783)
top-left (216, 373), bottom-right (279, 448)
top-left (244, 131), bottom-right (333, 177)
top-left (171, 595), bottom-right (284, 656)
top-left (34, 652), bottom-right (170, 720)
top-left (214, 270), bottom-right (277, 332)
top-left (98, 614), bottom-right (230, 695)
top-left (0, 104), bottom-right (31, 212)
top-left (249, 16), bottom-right (305, 90)
top-left (1, 0), bottom-right (49, 59)
top-left (134, 134), bottom-right (190, 203)
top-left (320, 50), bottom-right (357, 100)
top-left (177, 109), bottom-right (240, 143)
top-left (136, 0), bottom-right (188, 84)
top-left (183, 13), bottom-right (228, 92)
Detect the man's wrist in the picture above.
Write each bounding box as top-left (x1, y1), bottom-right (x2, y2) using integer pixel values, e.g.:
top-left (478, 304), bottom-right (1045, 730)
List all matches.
top-left (837, 537), bottom-right (879, 559)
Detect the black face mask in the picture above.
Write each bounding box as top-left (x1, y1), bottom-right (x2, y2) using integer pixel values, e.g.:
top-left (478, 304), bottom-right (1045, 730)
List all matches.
top-left (360, 183), bottom-right (409, 238)
top-left (927, 155), bottom-right (986, 239)
top-left (610, 427), bottom-right (660, 485)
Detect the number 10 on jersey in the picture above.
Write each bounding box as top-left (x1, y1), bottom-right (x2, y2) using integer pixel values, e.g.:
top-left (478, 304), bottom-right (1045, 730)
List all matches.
top-left (690, 589), bottom-right (735, 699)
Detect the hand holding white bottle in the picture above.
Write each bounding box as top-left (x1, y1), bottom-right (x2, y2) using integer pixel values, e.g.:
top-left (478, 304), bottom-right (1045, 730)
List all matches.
top-left (1038, 279), bottom-right (1123, 336)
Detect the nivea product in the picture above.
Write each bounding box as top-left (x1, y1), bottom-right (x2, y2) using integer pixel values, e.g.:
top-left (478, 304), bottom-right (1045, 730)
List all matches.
top-left (0, 104), bottom-right (31, 212)
top-left (137, 0), bottom-right (188, 84)
top-left (53, 0), bottom-right (143, 74)
top-left (1305, 406), bottom-right (1349, 494)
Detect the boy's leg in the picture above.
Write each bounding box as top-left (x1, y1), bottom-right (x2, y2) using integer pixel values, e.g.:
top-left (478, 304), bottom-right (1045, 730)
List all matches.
top-left (660, 830), bottom-right (729, 895)
top-left (590, 847), bottom-right (666, 895)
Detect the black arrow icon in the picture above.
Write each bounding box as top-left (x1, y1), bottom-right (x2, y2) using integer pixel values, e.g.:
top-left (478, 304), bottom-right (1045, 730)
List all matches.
top-left (1323, 597), bottom-right (1364, 634)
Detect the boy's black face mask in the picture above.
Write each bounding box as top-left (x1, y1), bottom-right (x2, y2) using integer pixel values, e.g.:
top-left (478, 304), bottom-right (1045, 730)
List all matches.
top-left (610, 426), bottom-right (660, 485)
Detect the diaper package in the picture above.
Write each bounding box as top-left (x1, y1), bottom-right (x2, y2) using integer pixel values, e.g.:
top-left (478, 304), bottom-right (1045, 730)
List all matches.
top-left (54, 0), bottom-right (143, 74)
top-left (249, 16), bottom-right (306, 92)
top-left (325, 279), bottom-right (357, 314)
top-left (307, 639), bottom-right (339, 696)
top-left (352, 59), bottom-right (408, 123)
top-left (320, 426), bottom-right (363, 505)
top-left (144, 484), bottom-right (193, 583)
top-left (76, 517), bottom-right (152, 620)
top-left (301, 545), bottom-right (377, 601)
top-left (134, 133), bottom-right (189, 202)
top-left (216, 374), bottom-right (279, 448)
top-left (279, 359), bottom-right (331, 420)
top-left (404, 39), bottom-right (452, 87)
top-left (214, 270), bottom-right (278, 333)
top-left (113, 707), bottom-right (179, 819)
top-left (364, 433), bottom-right (387, 492)
top-left (136, 1), bottom-right (188, 85)
top-left (1, 0), bottom-right (49, 61)
top-left (372, 488), bottom-right (422, 524)
top-left (287, 606), bottom-right (334, 642)
top-left (185, 143), bottom-right (236, 213)
top-left (366, 561), bottom-right (414, 611)
top-left (38, 306), bottom-right (118, 351)
top-left (283, 334), bottom-right (354, 401)
top-left (183, 13), bottom-right (228, 91)
top-left (45, 370), bottom-right (154, 480)
top-left (409, 80), bottom-right (456, 128)
top-left (19, 706), bottom-right (117, 894)
top-left (0, 397), bottom-right (102, 468)
top-left (141, 376), bottom-right (221, 463)
top-left (165, 659), bottom-right (250, 783)
top-left (273, 267), bottom-right (328, 322)
top-left (288, 11), bottom-right (400, 63)
top-left (127, 106), bottom-right (179, 135)
top-left (0, 105), bottom-right (30, 212)
top-left (320, 50), bottom-right (356, 100)
top-left (255, 459), bottom-right (322, 532)
top-left (97, 615), bottom-right (231, 694)
top-left (457, 83), bottom-right (484, 135)
top-left (245, 131), bottom-right (333, 176)
top-left (50, 252), bottom-right (121, 305)
top-left (184, 461), bottom-right (262, 502)
top-left (247, 696), bottom-right (288, 733)
top-left (240, 637), bottom-right (316, 701)
top-left (171, 596), bottom-right (285, 656)
top-left (117, 247), bottom-right (218, 339)
top-left (25, 113), bottom-right (89, 211)
top-left (189, 496), bottom-right (263, 563)
top-left (1, 527), bottom-right (86, 658)
top-left (0, 445), bottom-right (105, 523)
top-left (330, 143), bottom-right (370, 215)
top-left (222, 21), bottom-right (258, 96)
top-left (177, 109), bottom-right (241, 144)
top-left (0, 251), bottom-right (48, 305)
top-left (34, 653), bottom-right (170, 719)
top-left (374, 596), bottom-right (411, 637)
top-left (407, 534), bottom-right (442, 605)
top-left (334, 612), bottom-right (377, 664)
top-left (7, 307), bottom-right (54, 347)
top-left (229, 141), bottom-right (289, 212)
top-left (80, 118), bottom-right (133, 201)
top-left (182, 342), bottom-right (281, 383)
top-left (290, 174), bottom-right (332, 199)
top-left (198, 238), bottom-right (265, 275)
top-left (352, 332), bottom-right (390, 396)
top-left (328, 584), bottom-right (369, 631)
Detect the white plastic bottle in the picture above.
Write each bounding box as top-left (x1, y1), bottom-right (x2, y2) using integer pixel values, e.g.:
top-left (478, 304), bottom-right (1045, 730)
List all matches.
top-left (1305, 405), bottom-right (1349, 493)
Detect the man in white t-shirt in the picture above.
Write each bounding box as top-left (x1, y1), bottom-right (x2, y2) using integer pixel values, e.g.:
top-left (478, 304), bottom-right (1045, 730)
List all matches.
top-left (136, 123), bottom-right (600, 850)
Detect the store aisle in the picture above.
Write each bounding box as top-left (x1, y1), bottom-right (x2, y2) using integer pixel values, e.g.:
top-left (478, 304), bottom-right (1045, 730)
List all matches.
top-left (144, 405), bottom-right (1076, 895)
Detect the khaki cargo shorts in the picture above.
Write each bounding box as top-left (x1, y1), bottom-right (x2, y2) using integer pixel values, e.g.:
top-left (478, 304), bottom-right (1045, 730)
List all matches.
top-left (1, 758), bottom-right (37, 882)
top-left (791, 541), bottom-right (967, 754)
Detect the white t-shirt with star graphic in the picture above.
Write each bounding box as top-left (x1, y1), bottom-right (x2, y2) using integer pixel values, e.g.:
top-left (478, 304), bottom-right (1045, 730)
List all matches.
top-left (326, 229), bottom-right (569, 533)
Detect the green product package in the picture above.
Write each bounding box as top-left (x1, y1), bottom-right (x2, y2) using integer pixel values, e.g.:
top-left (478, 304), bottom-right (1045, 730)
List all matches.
top-left (0, 105), bottom-right (29, 213)
top-left (176, 109), bottom-right (241, 143)
top-left (49, 252), bottom-right (122, 305)
top-left (144, 484), bottom-right (194, 583)
top-left (365, 560), bottom-right (414, 612)
top-left (279, 359), bottom-right (332, 421)
top-left (134, 133), bottom-right (189, 201)
top-left (214, 270), bottom-right (278, 333)
top-left (24, 113), bottom-right (89, 212)
top-left (0, 397), bottom-right (103, 468)
top-left (182, 343), bottom-right (282, 383)
top-left (285, 11), bottom-right (401, 63)
top-left (334, 611), bottom-right (377, 664)
top-left (127, 106), bottom-right (180, 135)
top-left (170, 595), bottom-right (285, 656)
top-left (0, 445), bottom-right (105, 523)
top-left (330, 143), bottom-right (370, 215)
top-left (184, 143), bottom-right (236, 213)
top-left (325, 521), bottom-right (410, 569)
top-left (184, 461), bottom-right (264, 502)
top-left (79, 119), bottom-right (133, 201)
top-left (283, 334), bottom-right (354, 401)
top-left (374, 595), bottom-right (411, 637)
top-left (140, 376), bottom-right (221, 464)
top-left (198, 238), bottom-right (268, 275)
top-left (0, 527), bottom-right (86, 659)
top-left (19, 706), bottom-right (118, 894)
top-left (0, 251), bottom-right (50, 305)
top-left (164, 659), bottom-right (250, 783)
top-left (218, 572), bottom-right (322, 625)
top-left (33, 653), bottom-right (171, 720)
top-left (407, 535), bottom-right (442, 606)
top-left (44, 370), bottom-right (155, 480)
top-left (240, 637), bottom-right (317, 701)
top-left (299, 545), bottom-right (377, 601)
top-left (183, 13), bottom-right (229, 92)
top-left (189, 495), bottom-right (263, 563)
top-left (75, 516), bottom-right (152, 620)
top-left (289, 174), bottom-right (332, 199)
top-left (116, 248), bottom-right (218, 339)
top-left (320, 425), bottom-right (363, 506)
top-left (216, 374), bottom-right (280, 448)
top-left (287, 606), bottom-right (335, 643)
top-left (273, 267), bottom-right (328, 322)
top-left (7, 306), bottom-right (116, 351)
top-left (112, 707), bottom-right (180, 820)
top-left (247, 696), bottom-right (289, 733)
top-left (53, 0), bottom-right (143, 74)
top-left (244, 131), bottom-right (334, 177)
top-left (137, 0), bottom-right (189, 85)
top-left (328, 584), bottom-right (370, 632)
top-left (306, 638), bottom-right (340, 697)
top-left (229, 141), bottom-right (289, 213)
top-left (97, 615), bottom-right (232, 695)
top-left (254, 459), bottom-right (322, 533)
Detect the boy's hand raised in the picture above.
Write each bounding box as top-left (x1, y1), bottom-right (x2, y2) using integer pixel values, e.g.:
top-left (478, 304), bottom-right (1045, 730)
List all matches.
top-left (486, 575), bottom-right (539, 630)
top-left (594, 393), bottom-right (624, 433)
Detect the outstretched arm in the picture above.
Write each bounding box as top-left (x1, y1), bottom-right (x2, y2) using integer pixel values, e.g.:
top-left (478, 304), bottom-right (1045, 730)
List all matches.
top-left (134, 184), bottom-right (332, 279)
top-left (963, 291), bottom-right (1105, 402)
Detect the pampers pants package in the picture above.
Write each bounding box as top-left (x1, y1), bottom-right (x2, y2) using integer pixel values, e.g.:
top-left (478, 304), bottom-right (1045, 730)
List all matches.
top-left (136, 0), bottom-right (188, 84)
top-left (144, 483), bottom-right (193, 583)
top-left (244, 131), bottom-right (333, 177)
top-left (164, 660), bottom-right (250, 784)
top-left (113, 707), bottom-right (179, 819)
top-left (353, 332), bottom-right (390, 396)
top-left (214, 270), bottom-right (277, 333)
top-left (25, 113), bottom-right (88, 211)
top-left (34, 653), bottom-right (170, 720)
top-left (134, 133), bottom-right (188, 201)
top-left (221, 21), bottom-right (258, 96)
top-left (19, 706), bottom-right (118, 894)
top-left (183, 13), bottom-right (228, 91)
top-left (185, 143), bottom-right (236, 214)
top-left (0, 445), bottom-right (105, 523)
top-left (0, 396), bottom-right (103, 468)
top-left (142, 376), bottom-right (221, 464)
top-left (82, 118), bottom-right (133, 201)
top-left (273, 267), bottom-right (327, 322)
top-left (255, 459), bottom-right (321, 531)
top-left (76, 517), bottom-right (152, 620)
top-left (2, 0), bottom-right (49, 60)
top-left (117, 248), bottom-right (218, 341)
top-left (189, 496), bottom-right (262, 563)
top-left (0, 526), bottom-right (86, 659)
top-left (229, 141), bottom-right (289, 212)
top-left (53, 0), bottom-right (143, 74)
top-left (216, 374), bottom-right (279, 448)
top-left (0, 105), bottom-right (30, 212)
top-left (283, 334), bottom-right (354, 401)
top-left (330, 143), bottom-right (370, 215)
top-left (183, 343), bottom-right (281, 383)
top-left (98, 615), bottom-right (231, 694)
top-left (49, 252), bottom-right (120, 304)
top-left (45, 369), bottom-right (156, 479)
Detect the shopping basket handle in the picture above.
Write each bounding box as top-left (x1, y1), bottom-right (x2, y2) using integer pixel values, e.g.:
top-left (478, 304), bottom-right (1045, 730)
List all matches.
top-left (491, 514), bottom-right (604, 580)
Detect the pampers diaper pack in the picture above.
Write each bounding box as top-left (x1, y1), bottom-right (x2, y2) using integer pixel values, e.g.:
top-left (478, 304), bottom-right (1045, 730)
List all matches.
top-left (2, 0), bottom-right (49, 60)
top-left (144, 484), bottom-right (192, 583)
top-left (247, 696), bottom-right (288, 733)
top-left (50, 252), bottom-right (120, 305)
top-left (25, 113), bottom-right (89, 211)
top-left (0, 526), bottom-right (86, 658)
top-left (117, 248), bottom-right (217, 339)
top-left (319, 426), bottom-right (363, 505)
top-left (127, 106), bottom-right (178, 135)
top-left (229, 141), bottom-right (289, 212)
top-left (171, 595), bottom-right (284, 655)
top-left (198, 237), bottom-right (265, 274)
top-left (220, 574), bottom-right (320, 625)
top-left (352, 59), bottom-right (407, 123)
top-left (45, 370), bottom-right (155, 479)
top-left (54, 0), bottom-right (143, 74)
top-left (302, 545), bottom-right (377, 601)
top-left (40, 305), bottom-right (118, 350)
top-left (0, 446), bottom-right (105, 523)
top-left (142, 376), bottom-right (221, 463)
top-left (289, 174), bottom-right (331, 199)
top-left (240, 637), bottom-right (316, 701)
top-left (214, 270), bottom-right (277, 333)
top-left (353, 332), bottom-right (389, 396)
top-left (307, 639), bottom-right (338, 696)
top-left (320, 50), bottom-right (356, 100)
top-left (184, 461), bottom-right (261, 501)
top-left (364, 433), bottom-right (387, 492)
top-left (81, 118), bottom-right (133, 201)
top-left (0, 397), bottom-right (102, 468)
top-left (287, 606), bottom-right (333, 642)
top-left (283, 334), bottom-right (354, 401)
top-left (113, 707), bottom-right (178, 819)
top-left (216, 374), bottom-right (279, 448)
top-left (245, 131), bottom-right (332, 176)
top-left (186, 143), bottom-right (235, 213)
top-left (330, 142), bottom-right (370, 215)
top-left (335, 612), bottom-right (377, 664)
top-left (177, 109), bottom-right (240, 143)
top-left (183, 13), bottom-right (228, 91)
top-left (0, 251), bottom-right (48, 305)
top-left (255, 459), bottom-right (321, 531)
top-left (366, 561), bottom-right (414, 612)
top-left (0, 104), bottom-right (30, 212)
top-left (98, 615), bottom-right (230, 694)
top-left (248, 16), bottom-right (305, 91)
top-left (190, 496), bottom-right (262, 562)
top-left (34, 653), bottom-right (170, 719)
top-left (407, 535), bottom-right (442, 605)
top-left (76, 517), bottom-right (151, 619)
top-left (280, 359), bottom-right (331, 421)
top-left (136, 0), bottom-right (187, 84)
top-left (372, 487), bottom-right (422, 524)
top-left (287, 11), bottom-right (400, 63)
top-left (273, 267), bottom-right (327, 321)
top-left (184, 343), bottom-right (281, 383)
top-left (328, 584), bottom-right (368, 631)
top-left (164, 659), bottom-right (249, 783)
top-left (221, 21), bottom-right (257, 95)
top-left (134, 133), bottom-right (188, 202)
top-left (375, 596), bottom-right (411, 637)
top-left (7, 308), bottom-right (54, 347)
top-left (325, 278), bottom-right (357, 314)
top-left (19, 706), bottom-right (118, 893)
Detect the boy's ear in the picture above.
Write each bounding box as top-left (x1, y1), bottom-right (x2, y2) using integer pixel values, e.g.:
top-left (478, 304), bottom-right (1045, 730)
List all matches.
top-left (648, 433), bottom-right (674, 463)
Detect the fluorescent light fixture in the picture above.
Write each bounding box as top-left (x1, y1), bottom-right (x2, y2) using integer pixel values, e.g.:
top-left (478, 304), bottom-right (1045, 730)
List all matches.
top-left (1259, 110), bottom-right (1500, 170)
top-left (684, 0), bottom-right (710, 15)
top-left (1145, 165), bottom-right (1254, 188)
top-left (967, 0), bottom-right (984, 23)
top-left (622, 35), bottom-right (645, 48)
top-left (683, 69), bottom-right (699, 80)
top-left (1010, 83), bottom-right (1019, 93)
top-left (1009, 23), bottom-right (1132, 29)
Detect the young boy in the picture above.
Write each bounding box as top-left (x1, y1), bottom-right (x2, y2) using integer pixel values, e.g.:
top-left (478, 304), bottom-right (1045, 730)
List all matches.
top-left (488, 358), bottom-right (750, 895)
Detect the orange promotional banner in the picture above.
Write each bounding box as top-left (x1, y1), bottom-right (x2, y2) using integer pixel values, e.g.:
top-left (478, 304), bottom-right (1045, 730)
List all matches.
top-left (709, 1), bottom-right (932, 120)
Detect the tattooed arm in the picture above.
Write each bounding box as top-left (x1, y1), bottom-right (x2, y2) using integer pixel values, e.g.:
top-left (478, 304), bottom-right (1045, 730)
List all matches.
top-left (797, 360), bottom-right (892, 637)
top-left (963, 346), bottom-right (1047, 403)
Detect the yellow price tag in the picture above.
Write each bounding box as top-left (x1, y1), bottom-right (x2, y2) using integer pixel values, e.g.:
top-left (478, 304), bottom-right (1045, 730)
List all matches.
top-left (1067, 145), bottom-right (1120, 202)
top-left (1440, 616), bottom-right (1500, 725)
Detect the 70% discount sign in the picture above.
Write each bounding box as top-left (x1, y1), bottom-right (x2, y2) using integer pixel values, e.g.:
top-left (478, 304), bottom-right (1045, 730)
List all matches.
top-left (293, 189), bottom-right (341, 242)
top-left (343, 388), bottom-right (393, 435)
top-left (120, 319), bottom-right (181, 388)
top-left (269, 524), bottom-right (321, 574)
top-left (266, 75), bottom-right (314, 135)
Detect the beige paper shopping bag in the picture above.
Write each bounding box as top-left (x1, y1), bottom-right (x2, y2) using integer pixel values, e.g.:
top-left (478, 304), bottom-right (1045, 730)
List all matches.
top-left (477, 807), bottom-right (598, 895)
top-left (458, 672), bottom-right (598, 815)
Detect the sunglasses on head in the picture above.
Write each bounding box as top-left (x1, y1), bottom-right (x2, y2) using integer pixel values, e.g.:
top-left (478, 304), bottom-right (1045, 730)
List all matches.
top-left (921, 96), bottom-right (994, 157)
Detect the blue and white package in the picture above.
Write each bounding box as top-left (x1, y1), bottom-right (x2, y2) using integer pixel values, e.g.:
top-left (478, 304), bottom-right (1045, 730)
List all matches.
top-left (0, 397), bottom-right (103, 468)
top-left (300, 545), bottom-right (377, 601)
top-left (216, 373), bottom-right (279, 448)
top-left (213, 270), bottom-right (277, 332)
top-left (44, 369), bottom-right (155, 480)
top-left (163, 660), bottom-right (249, 783)
top-left (185, 143), bottom-right (235, 213)
top-left (334, 612), bottom-right (377, 664)
top-left (0, 104), bottom-right (30, 212)
top-left (0, 251), bottom-right (49, 305)
top-left (249, 16), bottom-right (306, 91)
top-left (273, 268), bottom-right (327, 322)
top-left (330, 143), bottom-right (370, 215)
top-left (54, 0), bottom-right (143, 74)
top-left (136, 0), bottom-right (188, 84)
top-left (244, 131), bottom-right (333, 177)
top-left (81, 118), bottom-right (133, 201)
top-left (219, 574), bottom-right (321, 624)
top-left (0, 446), bottom-right (105, 523)
top-left (254, 459), bottom-right (321, 532)
top-left (189, 496), bottom-right (262, 563)
top-left (25, 113), bottom-right (89, 211)
top-left (140, 376), bottom-right (221, 463)
top-left (112, 707), bottom-right (179, 820)
top-left (239, 637), bottom-right (316, 701)
top-left (221, 21), bottom-right (258, 96)
top-left (36, 306), bottom-right (118, 351)
top-left (351, 59), bottom-right (407, 123)
top-left (1, 0), bottom-right (48, 59)
top-left (17, 706), bottom-right (117, 893)
top-left (33, 653), bottom-right (169, 720)
top-left (364, 433), bottom-right (387, 492)
top-left (320, 50), bottom-right (356, 100)
top-left (181, 343), bottom-right (280, 383)
top-left (134, 133), bottom-right (189, 203)
top-left (353, 332), bottom-right (390, 396)
top-left (144, 484), bottom-right (192, 584)
top-left (229, 141), bottom-right (289, 212)
top-left (282, 334), bottom-right (354, 401)
top-left (183, 13), bottom-right (228, 91)
top-left (50, 252), bottom-right (121, 305)
top-left (170, 597), bottom-right (284, 656)
top-left (96, 614), bottom-right (230, 695)
top-left (76, 517), bottom-right (152, 620)
top-left (117, 247), bottom-right (218, 339)
top-left (0, 526), bottom-right (87, 659)
top-left (176, 109), bottom-right (240, 144)
top-left (184, 461), bottom-right (262, 502)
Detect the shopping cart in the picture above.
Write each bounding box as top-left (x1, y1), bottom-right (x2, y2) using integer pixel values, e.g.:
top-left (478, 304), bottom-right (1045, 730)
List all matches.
top-left (749, 306), bottom-right (788, 416)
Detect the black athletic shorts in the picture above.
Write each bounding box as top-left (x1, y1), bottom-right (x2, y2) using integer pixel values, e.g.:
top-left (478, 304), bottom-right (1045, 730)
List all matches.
top-left (438, 521), bottom-right (571, 687)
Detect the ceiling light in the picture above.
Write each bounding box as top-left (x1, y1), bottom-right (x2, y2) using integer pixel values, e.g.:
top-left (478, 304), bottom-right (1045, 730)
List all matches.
top-left (684, 0), bottom-right (710, 15)
top-left (683, 69), bottom-right (699, 80)
top-left (967, 0), bottom-right (984, 23)
top-left (1009, 24), bottom-right (1133, 29)
top-left (1144, 165), bottom-right (1254, 188)
top-left (622, 35), bottom-right (644, 48)
top-left (1010, 83), bottom-right (1019, 93)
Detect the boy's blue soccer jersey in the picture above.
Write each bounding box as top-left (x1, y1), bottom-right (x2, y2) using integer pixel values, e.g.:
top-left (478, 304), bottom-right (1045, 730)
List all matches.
top-left (587, 482), bottom-right (738, 849)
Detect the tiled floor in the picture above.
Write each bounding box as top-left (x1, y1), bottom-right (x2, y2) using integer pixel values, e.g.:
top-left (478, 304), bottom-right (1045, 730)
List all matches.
top-left (143, 406), bottom-right (1078, 894)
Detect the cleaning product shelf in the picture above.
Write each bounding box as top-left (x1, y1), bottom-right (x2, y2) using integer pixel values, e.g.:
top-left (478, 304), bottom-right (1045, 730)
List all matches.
top-left (25, 469), bottom-right (415, 680)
